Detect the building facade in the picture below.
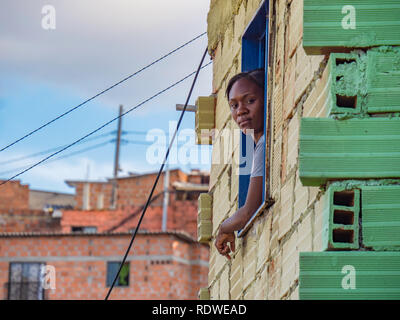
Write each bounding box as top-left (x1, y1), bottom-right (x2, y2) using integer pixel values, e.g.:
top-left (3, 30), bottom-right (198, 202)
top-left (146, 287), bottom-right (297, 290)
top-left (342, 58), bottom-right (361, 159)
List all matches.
top-left (200, 0), bottom-right (400, 300)
top-left (0, 169), bottom-right (209, 299)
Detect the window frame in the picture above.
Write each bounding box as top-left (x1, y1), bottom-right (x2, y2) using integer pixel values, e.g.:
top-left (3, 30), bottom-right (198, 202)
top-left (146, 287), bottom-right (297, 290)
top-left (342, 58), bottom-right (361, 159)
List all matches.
top-left (106, 261), bottom-right (130, 288)
top-left (237, 1), bottom-right (274, 238)
top-left (8, 262), bottom-right (46, 300)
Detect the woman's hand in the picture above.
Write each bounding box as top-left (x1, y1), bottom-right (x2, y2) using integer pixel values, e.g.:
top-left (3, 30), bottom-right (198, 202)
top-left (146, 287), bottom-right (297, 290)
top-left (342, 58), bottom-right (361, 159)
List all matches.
top-left (215, 229), bottom-right (236, 260)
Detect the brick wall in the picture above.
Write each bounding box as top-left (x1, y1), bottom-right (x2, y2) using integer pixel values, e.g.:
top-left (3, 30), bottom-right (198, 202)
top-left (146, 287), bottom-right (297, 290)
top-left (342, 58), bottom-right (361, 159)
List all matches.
top-left (0, 233), bottom-right (208, 300)
top-left (205, 0), bottom-right (326, 300)
top-left (0, 180), bottom-right (29, 211)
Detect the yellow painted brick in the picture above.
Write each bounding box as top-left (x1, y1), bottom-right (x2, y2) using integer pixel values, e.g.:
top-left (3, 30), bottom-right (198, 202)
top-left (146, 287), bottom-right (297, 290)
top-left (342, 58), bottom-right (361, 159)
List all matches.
top-left (293, 172), bottom-right (308, 222)
top-left (273, 79), bottom-right (283, 141)
top-left (302, 60), bottom-right (331, 118)
top-left (233, 0), bottom-right (247, 43)
top-left (271, 134), bottom-right (282, 200)
top-left (286, 110), bottom-right (300, 173)
top-left (210, 278), bottom-right (220, 300)
top-left (198, 287), bottom-right (210, 300)
top-left (286, 0), bottom-right (303, 60)
top-left (294, 46), bottom-right (314, 105)
top-left (269, 199), bottom-right (281, 257)
top-left (242, 231), bottom-right (257, 290)
top-left (256, 213), bottom-right (272, 273)
top-left (280, 230), bottom-right (298, 298)
top-left (208, 248), bottom-right (216, 285)
top-left (283, 55), bottom-right (296, 121)
top-left (297, 211), bottom-right (313, 253)
top-left (198, 220), bottom-right (212, 243)
top-left (289, 285), bottom-right (299, 300)
top-left (215, 88), bottom-right (231, 132)
top-left (254, 265), bottom-right (268, 300)
top-left (230, 246), bottom-right (243, 300)
top-left (267, 252), bottom-right (281, 300)
top-left (279, 174), bottom-right (294, 240)
top-left (243, 281), bottom-right (255, 300)
top-left (219, 265), bottom-right (230, 300)
top-left (308, 186), bottom-right (320, 207)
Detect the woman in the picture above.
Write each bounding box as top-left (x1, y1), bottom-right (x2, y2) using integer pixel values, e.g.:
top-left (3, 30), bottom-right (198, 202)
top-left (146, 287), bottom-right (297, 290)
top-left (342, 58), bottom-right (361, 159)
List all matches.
top-left (215, 69), bottom-right (265, 259)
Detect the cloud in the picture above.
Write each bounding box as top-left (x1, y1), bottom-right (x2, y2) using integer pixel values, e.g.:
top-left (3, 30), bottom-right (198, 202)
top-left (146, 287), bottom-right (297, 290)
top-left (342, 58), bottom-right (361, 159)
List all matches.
top-left (0, 0), bottom-right (212, 112)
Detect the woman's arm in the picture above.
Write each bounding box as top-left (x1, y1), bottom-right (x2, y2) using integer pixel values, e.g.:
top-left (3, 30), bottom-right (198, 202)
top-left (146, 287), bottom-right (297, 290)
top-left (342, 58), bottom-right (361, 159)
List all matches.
top-left (215, 175), bottom-right (263, 259)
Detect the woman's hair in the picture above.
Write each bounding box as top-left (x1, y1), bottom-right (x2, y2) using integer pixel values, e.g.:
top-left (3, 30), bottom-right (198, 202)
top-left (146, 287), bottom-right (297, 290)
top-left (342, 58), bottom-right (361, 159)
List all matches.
top-left (225, 68), bottom-right (265, 100)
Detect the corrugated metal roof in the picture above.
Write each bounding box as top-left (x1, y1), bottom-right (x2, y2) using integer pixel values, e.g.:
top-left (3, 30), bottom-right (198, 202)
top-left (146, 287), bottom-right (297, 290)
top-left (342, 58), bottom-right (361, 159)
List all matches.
top-left (0, 229), bottom-right (198, 243)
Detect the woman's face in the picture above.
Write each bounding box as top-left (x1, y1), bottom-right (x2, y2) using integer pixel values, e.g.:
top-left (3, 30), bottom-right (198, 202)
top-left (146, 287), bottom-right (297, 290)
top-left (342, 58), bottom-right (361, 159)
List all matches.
top-left (228, 77), bottom-right (264, 139)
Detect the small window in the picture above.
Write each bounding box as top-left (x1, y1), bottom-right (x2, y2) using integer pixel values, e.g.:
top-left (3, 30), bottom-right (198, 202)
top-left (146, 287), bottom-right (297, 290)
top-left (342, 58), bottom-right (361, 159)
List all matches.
top-left (106, 262), bottom-right (130, 287)
top-left (8, 262), bottom-right (45, 300)
top-left (71, 226), bottom-right (97, 233)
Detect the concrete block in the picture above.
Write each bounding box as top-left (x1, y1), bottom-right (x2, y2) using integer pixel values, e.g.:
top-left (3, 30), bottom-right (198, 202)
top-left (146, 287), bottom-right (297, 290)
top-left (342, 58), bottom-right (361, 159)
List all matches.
top-left (299, 251), bottom-right (400, 300)
top-left (230, 247), bottom-right (243, 300)
top-left (256, 213), bottom-right (272, 273)
top-left (321, 185), bottom-right (360, 250)
top-left (267, 252), bottom-right (282, 300)
top-left (198, 220), bottom-right (212, 244)
top-left (198, 193), bottom-right (212, 220)
top-left (195, 96), bottom-right (215, 145)
top-left (272, 80), bottom-right (283, 141)
top-left (365, 47), bottom-right (400, 113)
top-left (299, 117), bottom-right (400, 186)
top-left (198, 287), bottom-right (210, 300)
top-left (303, 0), bottom-right (400, 55)
top-left (362, 185), bottom-right (400, 250)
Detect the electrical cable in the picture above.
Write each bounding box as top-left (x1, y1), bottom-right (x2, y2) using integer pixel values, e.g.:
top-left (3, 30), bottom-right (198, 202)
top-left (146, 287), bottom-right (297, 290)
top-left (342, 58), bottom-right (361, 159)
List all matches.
top-left (104, 47), bottom-right (208, 300)
top-left (0, 131), bottom-right (115, 166)
top-left (0, 32), bottom-right (206, 153)
top-left (0, 139), bottom-right (113, 177)
top-left (0, 61), bottom-right (211, 187)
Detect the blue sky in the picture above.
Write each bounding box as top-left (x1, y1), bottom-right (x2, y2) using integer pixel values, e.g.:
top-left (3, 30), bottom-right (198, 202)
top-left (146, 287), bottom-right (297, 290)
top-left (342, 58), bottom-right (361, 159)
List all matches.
top-left (0, 0), bottom-right (213, 194)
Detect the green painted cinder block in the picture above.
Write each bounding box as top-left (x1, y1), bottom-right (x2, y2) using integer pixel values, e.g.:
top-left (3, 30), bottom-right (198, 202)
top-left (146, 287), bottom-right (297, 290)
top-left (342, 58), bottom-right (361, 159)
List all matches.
top-left (299, 117), bottom-right (400, 186)
top-left (303, 0), bottom-right (400, 55)
top-left (312, 48), bottom-right (400, 116)
top-left (366, 47), bottom-right (400, 113)
top-left (362, 185), bottom-right (400, 250)
top-left (321, 186), bottom-right (360, 250)
top-left (299, 251), bottom-right (400, 300)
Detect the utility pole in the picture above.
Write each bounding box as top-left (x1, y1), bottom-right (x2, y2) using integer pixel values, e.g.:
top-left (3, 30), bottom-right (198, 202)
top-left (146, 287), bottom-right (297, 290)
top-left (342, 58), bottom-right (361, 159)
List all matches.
top-left (162, 159), bottom-right (170, 231)
top-left (111, 105), bottom-right (123, 209)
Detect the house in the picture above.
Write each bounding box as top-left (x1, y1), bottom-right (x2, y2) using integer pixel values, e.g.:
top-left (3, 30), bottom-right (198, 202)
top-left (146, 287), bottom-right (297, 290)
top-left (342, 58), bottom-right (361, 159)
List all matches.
top-left (0, 168), bottom-right (210, 299)
top-left (198, 0), bottom-right (400, 300)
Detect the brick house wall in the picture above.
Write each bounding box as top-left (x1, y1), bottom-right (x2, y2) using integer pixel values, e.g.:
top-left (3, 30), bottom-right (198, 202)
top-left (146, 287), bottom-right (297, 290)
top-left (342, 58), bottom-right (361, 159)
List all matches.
top-left (0, 232), bottom-right (208, 300)
top-left (0, 180), bottom-right (29, 211)
top-left (204, 0), bottom-right (326, 300)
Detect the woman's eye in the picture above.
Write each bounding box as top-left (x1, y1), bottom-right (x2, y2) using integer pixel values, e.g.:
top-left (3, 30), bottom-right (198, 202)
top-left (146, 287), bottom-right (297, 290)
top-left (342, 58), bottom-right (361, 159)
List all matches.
top-left (248, 98), bottom-right (255, 104)
top-left (230, 103), bottom-right (238, 109)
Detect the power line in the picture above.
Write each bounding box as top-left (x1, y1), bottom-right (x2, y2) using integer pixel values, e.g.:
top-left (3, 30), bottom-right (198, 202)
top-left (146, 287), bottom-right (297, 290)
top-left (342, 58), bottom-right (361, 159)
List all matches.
top-left (104, 46), bottom-right (208, 300)
top-left (0, 131), bottom-right (115, 166)
top-left (0, 32), bottom-right (207, 153)
top-left (0, 61), bottom-right (211, 186)
top-left (0, 140), bottom-right (113, 177)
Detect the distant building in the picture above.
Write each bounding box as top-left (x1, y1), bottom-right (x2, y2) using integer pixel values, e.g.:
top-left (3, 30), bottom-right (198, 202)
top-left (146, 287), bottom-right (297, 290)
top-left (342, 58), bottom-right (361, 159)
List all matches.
top-left (0, 168), bottom-right (209, 300)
